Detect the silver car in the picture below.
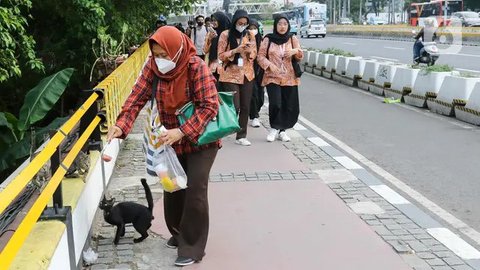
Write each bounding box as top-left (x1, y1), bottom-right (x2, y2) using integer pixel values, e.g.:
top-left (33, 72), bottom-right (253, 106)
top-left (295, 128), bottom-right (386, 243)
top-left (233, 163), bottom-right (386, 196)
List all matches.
top-left (452, 12), bottom-right (480, 27)
top-left (300, 19), bottom-right (327, 38)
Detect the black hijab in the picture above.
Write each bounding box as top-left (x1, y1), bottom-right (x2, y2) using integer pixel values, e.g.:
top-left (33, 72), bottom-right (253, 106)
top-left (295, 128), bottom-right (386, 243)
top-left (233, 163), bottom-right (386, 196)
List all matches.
top-left (228, 9), bottom-right (249, 65)
top-left (248, 18), bottom-right (262, 51)
top-left (266, 15), bottom-right (292, 45)
top-left (209, 11), bottom-right (231, 62)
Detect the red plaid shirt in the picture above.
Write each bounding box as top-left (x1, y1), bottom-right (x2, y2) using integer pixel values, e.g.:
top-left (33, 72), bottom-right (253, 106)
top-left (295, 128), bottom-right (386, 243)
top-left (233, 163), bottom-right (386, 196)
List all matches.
top-left (115, 56), bottom-right (220, 155)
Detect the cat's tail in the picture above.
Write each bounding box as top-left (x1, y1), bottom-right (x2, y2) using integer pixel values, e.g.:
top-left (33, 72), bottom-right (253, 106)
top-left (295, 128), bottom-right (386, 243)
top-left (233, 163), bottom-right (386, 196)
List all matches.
top-left (141, 178), bottom-right (154, 212)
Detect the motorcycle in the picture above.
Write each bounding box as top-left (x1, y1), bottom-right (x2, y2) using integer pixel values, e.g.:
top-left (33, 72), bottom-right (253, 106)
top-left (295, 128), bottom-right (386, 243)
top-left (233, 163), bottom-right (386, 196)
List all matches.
top-left (412, 31), bottom-right (440, 66)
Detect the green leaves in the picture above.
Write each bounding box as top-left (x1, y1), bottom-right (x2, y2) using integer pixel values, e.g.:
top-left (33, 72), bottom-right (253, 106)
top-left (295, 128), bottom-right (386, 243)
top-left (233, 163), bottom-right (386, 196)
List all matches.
top-left (17, 68), bottom-right (74, 132)
top-left (0, 0), bottom-right (44, 82)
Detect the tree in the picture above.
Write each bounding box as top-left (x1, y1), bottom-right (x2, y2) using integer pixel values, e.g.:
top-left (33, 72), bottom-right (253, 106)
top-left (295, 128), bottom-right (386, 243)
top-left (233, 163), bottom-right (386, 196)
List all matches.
top-left (0, 0), bottom-right (43, 83)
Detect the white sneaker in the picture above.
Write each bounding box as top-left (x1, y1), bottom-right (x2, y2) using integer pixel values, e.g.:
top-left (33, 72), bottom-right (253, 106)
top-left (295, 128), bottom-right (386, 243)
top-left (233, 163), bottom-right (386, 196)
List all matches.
top-left (267, 129), bottom-right (278, 142)
top-left (251, 118), bottom-right (261, 128)
top-left (278, 131), bottom-right (291, 142)
top-left (235, 138), bottom-right (251, 146)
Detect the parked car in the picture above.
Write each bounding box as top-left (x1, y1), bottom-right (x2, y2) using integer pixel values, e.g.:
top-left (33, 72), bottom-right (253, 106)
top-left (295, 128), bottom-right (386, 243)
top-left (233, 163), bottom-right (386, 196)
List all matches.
top-left (452, 11), bottom-right (480, 27)
top-left (338, 17), bottom-right (353, 25)
top-left (368, 17), bottom-right (387, 25)
top-left (299, 19), bottom-right (327, 38)
top-left (290, 21), bottom-right (298, 35)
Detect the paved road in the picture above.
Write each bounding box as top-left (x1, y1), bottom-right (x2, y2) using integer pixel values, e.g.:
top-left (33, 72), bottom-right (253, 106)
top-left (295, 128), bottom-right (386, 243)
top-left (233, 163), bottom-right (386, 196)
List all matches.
top-left (299, 35), bottom-right (480, 72)
top-left (298, 73), bottom-right (480, 235)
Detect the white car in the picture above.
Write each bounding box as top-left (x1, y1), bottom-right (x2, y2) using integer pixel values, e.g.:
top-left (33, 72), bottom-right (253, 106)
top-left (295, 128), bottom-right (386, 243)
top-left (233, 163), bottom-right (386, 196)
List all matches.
top-left (300, 19), bottom-right (327, 38)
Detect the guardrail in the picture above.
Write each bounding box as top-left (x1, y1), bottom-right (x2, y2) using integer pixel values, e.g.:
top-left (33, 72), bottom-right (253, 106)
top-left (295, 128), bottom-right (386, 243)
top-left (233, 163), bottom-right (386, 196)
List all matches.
top-left (0, 42), bottom-right (149, 269)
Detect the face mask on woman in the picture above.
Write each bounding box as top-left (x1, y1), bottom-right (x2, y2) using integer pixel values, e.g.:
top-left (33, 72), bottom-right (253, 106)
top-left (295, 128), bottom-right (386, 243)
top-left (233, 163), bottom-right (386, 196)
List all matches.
top-left (236, 25), bottom-right (247, 33)
top-left (155, 44), bottom-right (183, 74)
top-left (250, 29), bottom-right (258, 36)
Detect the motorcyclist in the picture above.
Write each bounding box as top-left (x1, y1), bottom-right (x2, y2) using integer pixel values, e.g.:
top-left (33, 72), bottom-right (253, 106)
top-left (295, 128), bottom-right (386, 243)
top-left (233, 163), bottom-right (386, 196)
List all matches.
top-left (414, 18), bottom-right (437, 62)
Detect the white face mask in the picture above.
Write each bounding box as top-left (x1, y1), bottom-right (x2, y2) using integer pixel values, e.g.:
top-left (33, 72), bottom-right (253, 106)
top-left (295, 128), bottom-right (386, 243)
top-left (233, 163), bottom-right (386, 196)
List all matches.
top-left (155, 44), bottom-right (183, 74)
top-left (236, 25), bottom-right (247, 33)
top-left (250, 29), bottom-right (258, 36)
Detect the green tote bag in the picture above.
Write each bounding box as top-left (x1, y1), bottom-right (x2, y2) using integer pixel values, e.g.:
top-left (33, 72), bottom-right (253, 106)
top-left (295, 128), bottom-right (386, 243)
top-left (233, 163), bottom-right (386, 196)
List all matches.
top-left (176, 91), bottom-right (240, 146)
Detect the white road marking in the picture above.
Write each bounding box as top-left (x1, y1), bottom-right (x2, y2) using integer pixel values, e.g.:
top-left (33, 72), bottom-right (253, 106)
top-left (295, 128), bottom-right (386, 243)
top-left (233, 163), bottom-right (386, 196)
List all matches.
top-left (443, 53), bottom-right (480, 58)
top-left (293, 123), bottom-right (308, 131)
top-left (370, 185), bottom-right (411, 205)
top-left (333, 156), bottom-right (363, 170)
top-left (384, 46), bottom-right (406, 50)
top-left (428, 228), bottom-right (480, 260)
top-left (307, 137), bottom-right (330, 147)
top-left (370, 56), bottom-right (399, 62)
top-left (342, 42), bottom-right (357, 45)
top-left (298, 113), bottom-right (480, 246)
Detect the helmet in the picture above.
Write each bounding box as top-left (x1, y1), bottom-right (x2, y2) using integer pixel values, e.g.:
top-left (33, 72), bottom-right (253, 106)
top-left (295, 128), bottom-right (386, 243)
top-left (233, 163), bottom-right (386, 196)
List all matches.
top-left (156, 15), bottom-right (167, 25)
top-left (424, 18), bottom-right (435, 27)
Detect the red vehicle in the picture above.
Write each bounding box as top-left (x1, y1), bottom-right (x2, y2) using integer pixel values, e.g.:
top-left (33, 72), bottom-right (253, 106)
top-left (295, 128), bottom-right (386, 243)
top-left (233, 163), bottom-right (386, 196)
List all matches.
top-left (409, 0), bottom-right (463, 26)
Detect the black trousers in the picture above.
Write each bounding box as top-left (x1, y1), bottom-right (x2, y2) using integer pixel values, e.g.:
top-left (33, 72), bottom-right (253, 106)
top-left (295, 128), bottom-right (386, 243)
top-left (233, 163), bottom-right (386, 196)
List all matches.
top-left (163, 147), bottom-right (218, 261)
top-left (249, 80), bottom-right (265, 120)
top-left (266, 84), bottom-right (300, 130)
top-left (222, 79), bottom-right (254, 139)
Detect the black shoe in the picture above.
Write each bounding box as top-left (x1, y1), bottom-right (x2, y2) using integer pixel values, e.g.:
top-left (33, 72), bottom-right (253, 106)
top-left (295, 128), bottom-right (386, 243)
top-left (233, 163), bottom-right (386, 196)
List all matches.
top-left (174, 256), bottom-right (195, 266)
top-left (166, 237), bottom-right (178, 249)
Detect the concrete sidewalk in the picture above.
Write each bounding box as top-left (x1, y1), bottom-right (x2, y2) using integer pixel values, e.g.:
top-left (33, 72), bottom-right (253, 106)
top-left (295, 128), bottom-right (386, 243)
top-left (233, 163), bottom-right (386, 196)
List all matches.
top-left (87, 106), bottom-right (417, 269)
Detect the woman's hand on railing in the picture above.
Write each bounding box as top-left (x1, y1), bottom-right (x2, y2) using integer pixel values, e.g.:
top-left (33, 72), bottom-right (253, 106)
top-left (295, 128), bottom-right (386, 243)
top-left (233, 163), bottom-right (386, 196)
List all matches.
top-left (107, 125), bottom-right (123, 143)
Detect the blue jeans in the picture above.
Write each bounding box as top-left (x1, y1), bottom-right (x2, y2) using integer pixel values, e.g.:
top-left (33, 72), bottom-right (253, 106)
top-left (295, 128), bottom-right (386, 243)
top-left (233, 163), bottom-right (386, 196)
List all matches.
top-left (413, 40), bottom-right (424, 60)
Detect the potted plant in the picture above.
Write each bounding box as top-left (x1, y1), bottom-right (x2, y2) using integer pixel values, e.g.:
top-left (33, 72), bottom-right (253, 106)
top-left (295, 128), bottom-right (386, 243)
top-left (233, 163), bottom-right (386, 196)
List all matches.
top-left (385, 65), bottom-right (421, 102)
top-left (428, 72), bottom-right (480, 116)
top-left (405, 65), bottom-right (453, 108)
top-left (456, 81), bottom-right (480, 125)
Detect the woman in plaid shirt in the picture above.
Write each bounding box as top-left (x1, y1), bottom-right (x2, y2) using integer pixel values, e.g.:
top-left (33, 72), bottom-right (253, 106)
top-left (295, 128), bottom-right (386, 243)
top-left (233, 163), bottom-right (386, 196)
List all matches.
top-left (107, 26), bottom-right (219, 267)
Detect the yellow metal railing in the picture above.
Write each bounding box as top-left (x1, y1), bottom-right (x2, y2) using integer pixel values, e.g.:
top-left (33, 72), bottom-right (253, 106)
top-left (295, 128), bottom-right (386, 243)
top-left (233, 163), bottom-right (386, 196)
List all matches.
top-left (0, 41), bottom-right (150, 269)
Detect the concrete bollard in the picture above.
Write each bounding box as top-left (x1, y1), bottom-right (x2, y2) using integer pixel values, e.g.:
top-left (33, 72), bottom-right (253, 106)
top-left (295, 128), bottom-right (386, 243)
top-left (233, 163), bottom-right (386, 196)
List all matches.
top-left (371, 63), bottom-right (405, 96)
top-left (385, 66), bottom-right (420, 102)
top-left (456, 82), bottom-right (480, 125)
top-left (405, 70), bottom-right (451, 108)
top-left (428, 75), bottom-right (480, 116)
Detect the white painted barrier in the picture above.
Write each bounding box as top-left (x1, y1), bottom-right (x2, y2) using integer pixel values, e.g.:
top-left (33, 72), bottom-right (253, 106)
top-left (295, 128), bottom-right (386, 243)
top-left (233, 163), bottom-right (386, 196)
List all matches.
top-left (428, 75), bottom-right (480, 116)
top-left (326, 55), bottom-right (339, 73)
top-left (405, 71), bottom-right (451, 108)
top-left (309, 52), bottom-right (321, 67)
top-left (346, 58), bottom-right (367, 80)
top-left (456, 82), bottom-right (480, 125)
top-left (371, 63), bottom-right (405, 96)
top-left (317, 53), bottom-right (332, 70)
top-left (385, 66), bottom-right (420, 101)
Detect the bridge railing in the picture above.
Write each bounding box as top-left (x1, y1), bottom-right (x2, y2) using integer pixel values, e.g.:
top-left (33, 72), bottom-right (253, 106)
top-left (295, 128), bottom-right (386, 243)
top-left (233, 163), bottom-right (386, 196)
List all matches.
top-left (0, 42), bottom-right (149, 269)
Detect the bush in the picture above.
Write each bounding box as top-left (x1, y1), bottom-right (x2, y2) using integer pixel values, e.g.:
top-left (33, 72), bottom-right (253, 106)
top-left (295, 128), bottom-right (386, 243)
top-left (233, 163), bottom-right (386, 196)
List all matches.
top-left (320, 48), bottom-right (355, 57)
top-left (422, 64), bottom-right (453, 73)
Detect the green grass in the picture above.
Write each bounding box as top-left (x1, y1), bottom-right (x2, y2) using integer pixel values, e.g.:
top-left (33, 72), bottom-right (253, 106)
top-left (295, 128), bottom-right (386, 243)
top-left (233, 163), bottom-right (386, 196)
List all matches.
top-left (422, 64), bottom-right (453, 73)
top-left (262, 20), bottom-right (274, 26)
top-left (320, 47), bottom-right (355, 57)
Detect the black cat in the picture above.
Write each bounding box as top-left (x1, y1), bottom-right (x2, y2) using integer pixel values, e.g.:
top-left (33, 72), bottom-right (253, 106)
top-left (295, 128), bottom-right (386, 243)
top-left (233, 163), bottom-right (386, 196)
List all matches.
top-left (99, 178), bottom-right (154, 245)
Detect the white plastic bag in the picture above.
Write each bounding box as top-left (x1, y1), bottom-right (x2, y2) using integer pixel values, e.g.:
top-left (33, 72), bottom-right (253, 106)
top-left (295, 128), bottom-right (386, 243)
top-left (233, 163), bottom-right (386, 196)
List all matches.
top-left (153, 145), bottom-right (187, 192)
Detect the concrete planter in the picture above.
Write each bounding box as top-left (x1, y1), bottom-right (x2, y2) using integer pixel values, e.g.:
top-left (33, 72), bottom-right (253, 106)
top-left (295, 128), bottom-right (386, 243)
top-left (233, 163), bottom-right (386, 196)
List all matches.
top-left (404, 71), bottom-right (451, 108)
top-left (358, 60), bottom-right (381, 91)
top-left (308, 52), bottom-right (321, 68)
top-left (317, 53), bottom-right (333, 70)
top-left (301, 51), bottom-right (313, 66)
top-left (428, 75), bottom-right (480, 116)
top-left (456, 82), bottom-right (480, 125)
top-left (346, 58), bottom-right (367, 80)
top-left (385, 66), bottom-right (420, 101)
top-left (371, 63), bottom-right (404, 96)
top-left (336, 56), bottom-right (360, 76)
top-left (322, 69), bottom-right (333, 79)
top-left (326, 55), bottom-right (339, 73)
